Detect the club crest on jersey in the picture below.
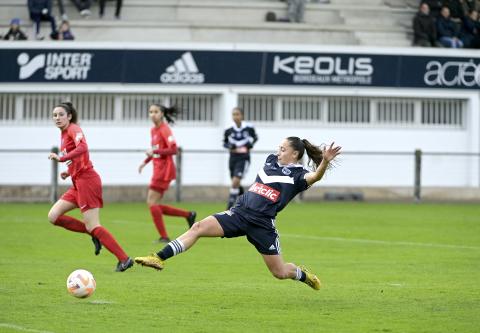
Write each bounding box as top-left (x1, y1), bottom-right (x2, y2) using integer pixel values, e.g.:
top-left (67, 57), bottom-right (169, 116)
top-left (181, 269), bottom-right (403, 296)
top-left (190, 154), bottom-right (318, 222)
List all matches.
top-left (249, 182), bottom-right (280, 202)
top-left (75, 132), bottom-right (83, 143)
top-left (281, 167), bottom-right (291, 175)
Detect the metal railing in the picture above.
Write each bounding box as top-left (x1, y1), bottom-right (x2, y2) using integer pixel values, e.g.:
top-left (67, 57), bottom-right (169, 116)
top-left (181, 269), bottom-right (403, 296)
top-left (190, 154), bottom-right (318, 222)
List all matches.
top-left (1, 148), bottom-right (479, 203)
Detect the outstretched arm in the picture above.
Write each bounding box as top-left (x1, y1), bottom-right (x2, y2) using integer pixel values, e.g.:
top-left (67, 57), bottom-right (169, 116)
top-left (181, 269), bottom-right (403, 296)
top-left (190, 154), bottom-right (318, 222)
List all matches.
top-left (304, 142), bottom-right (342, 186)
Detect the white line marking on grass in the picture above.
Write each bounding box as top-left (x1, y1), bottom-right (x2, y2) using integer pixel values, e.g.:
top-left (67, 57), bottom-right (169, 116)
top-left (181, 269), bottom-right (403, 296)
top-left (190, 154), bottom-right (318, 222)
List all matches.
top-left (89, 300), bottom-right (115, 304)
top-left (0, 323), bottom-right (54, 333)
top-left (282, 234), bottom-right (480, 250)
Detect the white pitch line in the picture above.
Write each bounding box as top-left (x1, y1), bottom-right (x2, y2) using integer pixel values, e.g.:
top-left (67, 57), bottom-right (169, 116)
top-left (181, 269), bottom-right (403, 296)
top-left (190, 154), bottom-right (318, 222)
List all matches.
top-left (282, 234), bottom-right (480, 250)
top-left (0, 323), bottom-right (54, 333)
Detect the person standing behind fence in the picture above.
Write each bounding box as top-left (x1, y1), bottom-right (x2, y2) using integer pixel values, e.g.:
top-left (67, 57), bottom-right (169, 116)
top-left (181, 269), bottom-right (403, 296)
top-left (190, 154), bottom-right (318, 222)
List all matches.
top-left (47, 102), bottom-right (134, 272)
top-left (223, 107), bottom-right (258, 209)
top-left (138, 104), bottom-right (196, 243)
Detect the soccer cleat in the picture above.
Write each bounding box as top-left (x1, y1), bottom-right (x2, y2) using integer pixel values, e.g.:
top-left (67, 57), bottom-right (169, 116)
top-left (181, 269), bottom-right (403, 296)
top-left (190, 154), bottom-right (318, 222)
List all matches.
top-left (299, 265), bottom-right (321, 290)
top-left (115, 257), bottom-right (134, 272)
top-left (134, 253), bottom-right (165, 271)
top-left (91, 236), bottom-right (102, 256)
top-left (186, 211), bottom-right (196, 228)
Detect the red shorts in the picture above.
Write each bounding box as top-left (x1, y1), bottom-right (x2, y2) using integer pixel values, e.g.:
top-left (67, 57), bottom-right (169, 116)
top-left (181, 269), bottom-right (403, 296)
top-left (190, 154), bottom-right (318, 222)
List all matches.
top-left (149, 179), bottom-right (171, 195)
top-left (61, 170), bottom-right (103, 213)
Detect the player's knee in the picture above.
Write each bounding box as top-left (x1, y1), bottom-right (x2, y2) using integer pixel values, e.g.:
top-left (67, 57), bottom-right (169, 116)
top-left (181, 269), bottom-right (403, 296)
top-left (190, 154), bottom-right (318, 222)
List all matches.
top-left (47, 210), bottom-right (58, 224)
top-left (189, 221), bottom-right (202, 234)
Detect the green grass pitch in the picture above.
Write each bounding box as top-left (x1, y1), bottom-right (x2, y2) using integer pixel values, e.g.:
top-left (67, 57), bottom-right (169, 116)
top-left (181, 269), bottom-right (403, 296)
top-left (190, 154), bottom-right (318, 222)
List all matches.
top-left (0, 202), bottom-right (479, 333)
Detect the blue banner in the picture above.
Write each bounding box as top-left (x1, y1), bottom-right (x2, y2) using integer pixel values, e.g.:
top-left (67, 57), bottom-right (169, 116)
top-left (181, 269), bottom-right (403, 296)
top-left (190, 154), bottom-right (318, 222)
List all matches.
top-left (0, 47), bottom-right (479, 89)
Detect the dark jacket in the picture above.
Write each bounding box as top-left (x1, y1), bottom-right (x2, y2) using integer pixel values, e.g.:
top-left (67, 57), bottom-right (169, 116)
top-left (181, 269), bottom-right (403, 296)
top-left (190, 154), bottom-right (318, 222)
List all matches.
top-left (3, 28), bottom-right (28, 40)
top-left (462, 15), bottom-right (480, 47)
top-left (437, 15), bottom-right (460, 38)
top-left (413, 12), bottom-right (437, 43)
top-left (28, 0), bottom-right (52, 15)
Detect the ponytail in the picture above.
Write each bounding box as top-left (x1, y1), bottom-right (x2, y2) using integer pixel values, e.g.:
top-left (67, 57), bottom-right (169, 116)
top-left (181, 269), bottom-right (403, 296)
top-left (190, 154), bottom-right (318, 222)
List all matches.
top-left (287, 136), bottom-right (324, 170)
top-left (56, 101), bottom-right (78, 124)
top-left (151, 104), bottom-right (180, 124)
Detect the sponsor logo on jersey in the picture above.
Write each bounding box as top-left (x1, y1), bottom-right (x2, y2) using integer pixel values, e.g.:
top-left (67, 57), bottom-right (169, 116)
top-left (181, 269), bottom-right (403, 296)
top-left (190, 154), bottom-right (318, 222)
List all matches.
top-left (281, 167), bottom-right (291, 175)
top-left (17, 52), bottom-right (93, 80)
top-left (248, 182), bottom-right (280, 202)
top-left (160, 52), bottom-right (205, 84)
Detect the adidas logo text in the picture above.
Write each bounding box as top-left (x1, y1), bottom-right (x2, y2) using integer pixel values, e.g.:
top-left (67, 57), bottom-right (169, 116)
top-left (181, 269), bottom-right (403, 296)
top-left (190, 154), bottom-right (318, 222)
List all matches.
top-left (160, 52), bottom-right (205, 84)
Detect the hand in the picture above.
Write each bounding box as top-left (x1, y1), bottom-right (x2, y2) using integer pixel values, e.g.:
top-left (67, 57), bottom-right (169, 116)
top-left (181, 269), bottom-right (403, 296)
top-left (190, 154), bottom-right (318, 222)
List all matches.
top-left (41, 8), bottom-right (48, 15)
top-left (48, 153), bottom-right (60, 161)
top-left (322, 142), bottom-right (342, 162)
top-left (60, 171), bottom-right (70, 180)
top-left (146, 149), bottom-right (153, 157)
top-left (138, 163), bottom-right (146, 174)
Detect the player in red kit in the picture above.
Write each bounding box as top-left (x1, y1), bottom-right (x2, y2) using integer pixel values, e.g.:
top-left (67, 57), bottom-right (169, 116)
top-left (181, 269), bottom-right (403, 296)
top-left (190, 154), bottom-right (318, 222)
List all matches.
top-left (47, 102), bottom-right (133, 272)
top-left (138, 104), bottom-right (196, 243)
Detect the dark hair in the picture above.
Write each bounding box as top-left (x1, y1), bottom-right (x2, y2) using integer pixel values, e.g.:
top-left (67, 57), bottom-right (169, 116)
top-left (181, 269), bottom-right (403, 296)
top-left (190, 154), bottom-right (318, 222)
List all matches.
top-left (232, 107), bottom-right (244, 116)
top-left (286, 136), bottom-right (324, 170)
top-left (265, 11), bottom-right (277, 22)
top-left (56, 101), bottom-right (78, 124)
top-left (151, 104), bottom-right (180, 124)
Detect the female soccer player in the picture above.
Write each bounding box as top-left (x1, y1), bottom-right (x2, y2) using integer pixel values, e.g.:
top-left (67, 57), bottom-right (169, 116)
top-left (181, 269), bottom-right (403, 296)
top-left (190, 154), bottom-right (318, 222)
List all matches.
top-left (135, 137), bottom-right (341, 290)
top-left (138, 104), bottom-right (196, 243)
top-left (223, 107), bottom-right (257, 209)
top-left (47, 102), bottom-right (133, 272)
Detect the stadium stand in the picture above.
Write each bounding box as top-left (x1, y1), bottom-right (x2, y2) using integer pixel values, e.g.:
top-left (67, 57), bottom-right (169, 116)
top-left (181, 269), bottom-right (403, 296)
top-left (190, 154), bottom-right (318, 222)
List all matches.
top-left (1, 0), bottom-right (415, 46)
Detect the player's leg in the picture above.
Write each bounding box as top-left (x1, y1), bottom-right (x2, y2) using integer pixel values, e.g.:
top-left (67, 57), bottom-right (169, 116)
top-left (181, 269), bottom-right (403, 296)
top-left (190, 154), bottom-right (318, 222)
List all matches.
top-left (261, 254), bottom-right (321, 290)
top-left (153, 181), bottom-right (196, 228)
top-left (47, 191), bottom-right (87, 233)
top-left (83, 208), bottom-right (133, 272)
top-left (147, 187), bottom-right (170, 242)
top-left (135, 215), bottom-right (225, 270)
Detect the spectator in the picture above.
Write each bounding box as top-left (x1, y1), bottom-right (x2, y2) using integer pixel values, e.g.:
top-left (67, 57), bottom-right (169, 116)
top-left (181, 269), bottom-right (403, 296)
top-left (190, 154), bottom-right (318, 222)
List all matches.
top-left (443, 0), bottom-right (467, 22)
top-left (28, 0), bottom-right (57, 40)
top-left (56, 0), bottom-right (69, 21)
top-left (287, 0), bottom-right (307, 23)
top-left (99, 0), bottom-right (123, 19)
top-left (423, 0), bottom-right (443, 17)
top-left (462, 9), bottom-right (480, 47)
top-left (437, 6), bottom-right (464, 47)
top-left (413, 2), bottom-right (438, 46)
top-left (70, 0), bottom-right (92, 18)
top-left (3, 18), bottom-right (28, 40)
top-left (56, 20), bottom-right (75, 40)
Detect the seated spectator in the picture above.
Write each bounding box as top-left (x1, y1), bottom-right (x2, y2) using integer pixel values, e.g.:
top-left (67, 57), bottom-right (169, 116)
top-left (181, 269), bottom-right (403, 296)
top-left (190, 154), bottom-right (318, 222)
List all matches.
top-left (437, 6), bottom-right (464, 47)
top-left (462, 9), bottom-right (480, 47)
top-left (56, 20), bottom-right (75, 40)
top-left (443, 0), bottom-right (467, 23)
top-left (70, 0), bottom-right (92, 18)
top-left (413, 2), bottom-right (438, 46)
top-left (423, 0), bottom-right (443, 17)
top-left (3, 18), bottom-right (28, 40)
top-left (28, 0), bottom-right (57, 40)
top-left (287, 0), bottom-right (307, 23)
top-left (99, 0), bottom-right (123, 19)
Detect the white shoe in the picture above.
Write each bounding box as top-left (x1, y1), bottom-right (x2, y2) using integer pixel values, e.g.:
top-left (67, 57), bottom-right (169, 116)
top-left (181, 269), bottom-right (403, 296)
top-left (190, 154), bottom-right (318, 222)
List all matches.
top-left (80, 9), bottom-right (91, 17)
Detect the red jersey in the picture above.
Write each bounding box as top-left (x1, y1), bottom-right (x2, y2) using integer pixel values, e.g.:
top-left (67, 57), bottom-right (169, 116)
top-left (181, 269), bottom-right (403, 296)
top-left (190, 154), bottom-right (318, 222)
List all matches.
top-left (146, 122), bottom-right (177, 182)
top-left (59, 123), bottom-right (93, 179)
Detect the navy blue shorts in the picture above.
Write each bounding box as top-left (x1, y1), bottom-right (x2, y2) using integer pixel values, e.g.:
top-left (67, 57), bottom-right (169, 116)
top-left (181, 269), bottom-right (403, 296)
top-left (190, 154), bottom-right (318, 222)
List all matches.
top-left (213, 208), bottom-right (281, 255)
top-left (229, 154), bottom-right (250, 179)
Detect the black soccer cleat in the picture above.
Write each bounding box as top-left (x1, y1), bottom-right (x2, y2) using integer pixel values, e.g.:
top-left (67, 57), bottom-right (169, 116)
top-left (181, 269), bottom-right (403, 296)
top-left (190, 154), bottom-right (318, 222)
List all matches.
top-left (91, 236), bottom-right (102, 256)
top-left (186, 211), bottom-right (196, 228)
top-left (115, 257), bottom-right (134, 272)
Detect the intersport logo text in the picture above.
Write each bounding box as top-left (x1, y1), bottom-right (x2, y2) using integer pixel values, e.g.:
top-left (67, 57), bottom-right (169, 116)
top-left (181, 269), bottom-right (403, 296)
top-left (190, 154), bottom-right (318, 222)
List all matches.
top-left (249, 182), bottom-right (280, 202)
top-left (17, 52), bottom-right (93, 80)
top-left (273, 55), bottom-right (374, 84)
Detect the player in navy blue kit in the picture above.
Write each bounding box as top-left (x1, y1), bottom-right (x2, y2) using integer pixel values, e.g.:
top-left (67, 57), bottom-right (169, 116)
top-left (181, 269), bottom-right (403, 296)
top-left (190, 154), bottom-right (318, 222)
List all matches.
top-left (223, 107), bottom-right (257, 209)
top-left (135, 137), bottom-right (341, 290)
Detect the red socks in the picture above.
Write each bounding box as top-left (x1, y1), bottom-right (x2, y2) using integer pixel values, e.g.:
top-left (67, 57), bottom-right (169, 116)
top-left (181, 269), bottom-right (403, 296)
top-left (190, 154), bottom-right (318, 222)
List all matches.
top-left (54, 215), bottom-right (88, 233)
top-left (91, 226), bottom-right (128, 262)
top-left (149, 206), bottom-right (169, 238)
top-left (159, 205), bottom-right (189, 218)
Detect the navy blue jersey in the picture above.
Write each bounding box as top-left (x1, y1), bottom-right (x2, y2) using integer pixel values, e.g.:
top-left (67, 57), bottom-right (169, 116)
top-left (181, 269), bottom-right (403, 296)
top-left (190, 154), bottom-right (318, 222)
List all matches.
top-left (235, 154), bottom-right (309, 218)
top-left (223, 121), bottom-right (258, 153)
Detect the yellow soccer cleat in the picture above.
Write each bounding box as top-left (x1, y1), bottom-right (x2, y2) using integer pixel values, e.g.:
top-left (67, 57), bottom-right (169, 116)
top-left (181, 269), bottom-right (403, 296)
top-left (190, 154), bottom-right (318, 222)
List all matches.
top-left (299, 265), bottom-right (321, 290)
top-left (134, 253), bottom-right (165, 271)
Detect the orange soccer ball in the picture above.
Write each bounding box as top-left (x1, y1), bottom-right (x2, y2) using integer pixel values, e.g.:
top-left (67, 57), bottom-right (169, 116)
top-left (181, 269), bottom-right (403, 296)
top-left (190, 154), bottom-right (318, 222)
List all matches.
top-left (66, 269), bottom-right (96, 298)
